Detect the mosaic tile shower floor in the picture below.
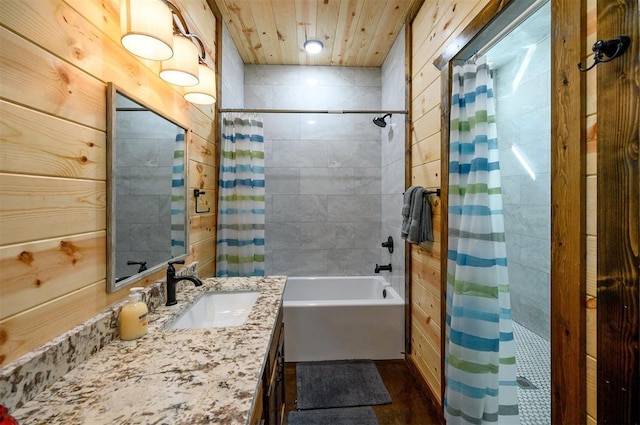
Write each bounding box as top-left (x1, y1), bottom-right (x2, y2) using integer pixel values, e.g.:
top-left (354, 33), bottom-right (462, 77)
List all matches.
top-left (513, 321), bottom-right (551, 425)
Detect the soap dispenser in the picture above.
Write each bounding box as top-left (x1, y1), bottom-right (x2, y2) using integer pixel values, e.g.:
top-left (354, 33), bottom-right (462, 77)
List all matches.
top-left (120, 287), bottom-right (148, 341)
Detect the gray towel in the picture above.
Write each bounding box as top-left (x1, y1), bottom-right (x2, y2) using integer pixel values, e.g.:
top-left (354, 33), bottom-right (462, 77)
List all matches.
top-left (407, 188), bottom-right (424, 243)
top-left (401, 186), bottom-right (419, 238)
top-left (402, 186), bottom-right (419, 217)
top-left (420, 193), bottom-right (434, 243)
top-left (401, 186), bottom-right (434, 244)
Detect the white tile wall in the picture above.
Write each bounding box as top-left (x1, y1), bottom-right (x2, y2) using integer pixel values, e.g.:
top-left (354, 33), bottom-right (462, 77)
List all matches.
top-left (237, 31), bottom-right (406, 290)
top-left (380, 27), bottom-right (407, 298)
top-left (490, 9), bottom-right (550, 339)
top-left (247, 64), bottom-right (384, 277)
top-left (221, 23), bottom-right (244, 109)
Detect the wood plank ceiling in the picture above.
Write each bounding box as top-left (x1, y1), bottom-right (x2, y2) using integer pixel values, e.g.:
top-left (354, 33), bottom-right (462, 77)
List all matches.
top-left (213, 0), bottom-right (420, 67)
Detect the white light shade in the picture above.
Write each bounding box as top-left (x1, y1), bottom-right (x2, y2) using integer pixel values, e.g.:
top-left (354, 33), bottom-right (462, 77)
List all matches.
top-left (184, 63), bottom-right (216, 105)
top-left (160, 35), bottom-right (199, 86)
top-left (121, 0), bottom-right (173, 60)
top-left (304, 40), bottom-right (324, 54)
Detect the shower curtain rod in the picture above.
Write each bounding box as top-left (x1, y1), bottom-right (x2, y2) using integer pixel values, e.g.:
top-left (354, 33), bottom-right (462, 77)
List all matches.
top-left (218, 108), bottom-right (408, 114)
top-left (468, 0), bottom-right (548, 61)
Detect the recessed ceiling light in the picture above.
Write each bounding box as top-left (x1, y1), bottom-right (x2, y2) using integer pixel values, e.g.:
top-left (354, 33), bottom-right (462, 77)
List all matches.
top-left (303, 40), bottom-right (324, 54)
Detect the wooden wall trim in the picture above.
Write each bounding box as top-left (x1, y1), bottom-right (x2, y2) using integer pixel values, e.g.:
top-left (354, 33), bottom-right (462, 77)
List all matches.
top-left (406, 0), bottom-right (427, 25)
top-left (596, 0), bottom-right (639, 423)
top-left (405, 16), bottom-right (414, 357)
top-left (405, 0), bottom-right (427, 359)
top-left (213, 2), bottom-right (222, 272)
top-left (550, 0), bottom-right (587, 423)
top-left (438, 65), bottom-right (450, 408)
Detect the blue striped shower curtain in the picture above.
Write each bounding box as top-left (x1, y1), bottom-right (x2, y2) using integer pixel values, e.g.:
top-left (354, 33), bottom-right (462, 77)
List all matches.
top-left (216, 114), bottom-right (265, 277)
top-left (171, 131), bottom-right (185, 257)
top-left (445, 56), bottom-right (519, 424)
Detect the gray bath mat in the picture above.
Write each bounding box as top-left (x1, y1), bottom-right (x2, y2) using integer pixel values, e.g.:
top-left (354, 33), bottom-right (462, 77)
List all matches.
top-left (288, 406), bottom-right (379, 425)
top-left (296, 360), bottom-right (392, 410)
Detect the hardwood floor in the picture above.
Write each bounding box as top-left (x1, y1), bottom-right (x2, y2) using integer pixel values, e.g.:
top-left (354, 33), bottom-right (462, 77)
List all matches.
top-left (284, 359), bottom-right (443, 424)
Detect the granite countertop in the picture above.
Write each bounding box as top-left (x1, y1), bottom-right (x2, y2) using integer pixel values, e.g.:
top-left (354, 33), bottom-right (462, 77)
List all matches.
top-left (10, 276), bottom-right (287, 425)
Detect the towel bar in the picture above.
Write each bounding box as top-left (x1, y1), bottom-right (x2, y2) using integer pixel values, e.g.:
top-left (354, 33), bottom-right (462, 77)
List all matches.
top-left (402, 188), bottom-right (440, 197)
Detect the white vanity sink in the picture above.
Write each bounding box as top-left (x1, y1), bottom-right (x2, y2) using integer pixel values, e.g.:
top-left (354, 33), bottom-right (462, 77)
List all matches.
top-left (169, 291), bottom-right (260, 329)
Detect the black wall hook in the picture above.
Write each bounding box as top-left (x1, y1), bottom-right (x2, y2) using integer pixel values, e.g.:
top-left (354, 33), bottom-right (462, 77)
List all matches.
top-left (578, 35), bottom-right (631, 72)
top-left (193, 188), bottom-right (211, 213)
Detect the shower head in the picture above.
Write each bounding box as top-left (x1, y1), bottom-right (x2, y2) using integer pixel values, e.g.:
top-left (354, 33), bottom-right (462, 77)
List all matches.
top-left (373, 113), bottom-right (392, 128)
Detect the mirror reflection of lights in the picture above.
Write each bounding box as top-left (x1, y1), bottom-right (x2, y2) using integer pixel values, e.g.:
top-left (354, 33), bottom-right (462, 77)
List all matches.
top-left (512, 45), bottom-right (536, 93)
top-left (512, 145), bottom-right (536, 180)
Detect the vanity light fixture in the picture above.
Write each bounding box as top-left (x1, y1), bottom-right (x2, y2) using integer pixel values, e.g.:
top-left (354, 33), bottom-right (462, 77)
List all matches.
top-left (159, 34), bottom-right (200, 86)
top-left (303, 40), bottom-right (324, 54)
top-left (184, 62), bottom-right (217, 105)
top-left (120, 0), bottom-right (217, 105)
top-left (120, 0), bottom-right (174, 61)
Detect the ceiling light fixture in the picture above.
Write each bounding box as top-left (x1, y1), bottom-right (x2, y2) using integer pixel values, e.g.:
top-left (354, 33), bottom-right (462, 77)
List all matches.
top-left (120, 0), bottom-right (217, 105)
top-left (304, 40), bottom-right (324, 54)
top-left (120, 0), bottom-right (174, 61)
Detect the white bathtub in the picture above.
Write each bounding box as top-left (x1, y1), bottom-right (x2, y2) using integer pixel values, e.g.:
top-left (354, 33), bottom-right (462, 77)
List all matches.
top-left (283, 276), bottom-right (405, 362)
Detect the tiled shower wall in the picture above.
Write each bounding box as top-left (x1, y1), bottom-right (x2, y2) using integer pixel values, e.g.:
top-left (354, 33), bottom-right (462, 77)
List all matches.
top-left (493, 22), bottom-right (551, 339)
top-left (244, 65), bottom-right (383, 276)
top-left (381, 27), bottom-right (407, 298)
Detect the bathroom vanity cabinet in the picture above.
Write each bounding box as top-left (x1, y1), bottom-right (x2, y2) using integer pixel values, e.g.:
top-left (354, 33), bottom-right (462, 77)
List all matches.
top-left (251, 306), bottom-right (285, 425)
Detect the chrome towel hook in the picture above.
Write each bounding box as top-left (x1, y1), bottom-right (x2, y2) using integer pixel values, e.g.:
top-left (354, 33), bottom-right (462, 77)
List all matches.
top-left (578, 35), bottom-right (631, 72)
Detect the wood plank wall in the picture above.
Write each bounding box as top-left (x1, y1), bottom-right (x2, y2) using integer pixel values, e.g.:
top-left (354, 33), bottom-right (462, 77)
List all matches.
top-left (0, 0), bottom-right (218, 367)
top-left (595, 0), bottom-right (639, 423)
top-left (409, 0), bottom-right (599, 421)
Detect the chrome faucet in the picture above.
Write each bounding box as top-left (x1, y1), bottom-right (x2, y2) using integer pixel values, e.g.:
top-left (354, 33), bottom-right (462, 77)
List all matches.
top-left (165, 260), bottom-right (203, 306)
top-left (375, 263), bottom-right (392, 273)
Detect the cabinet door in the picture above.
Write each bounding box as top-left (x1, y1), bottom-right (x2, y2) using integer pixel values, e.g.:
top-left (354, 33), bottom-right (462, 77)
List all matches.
top-left (266, 321), bottom-right (285, 425)
top-left (263, 307), bottom-right (285, 425)
top-left (267, 362), bottom-right (278, 425)
top-left (274, 323), bottom-right (285, 425)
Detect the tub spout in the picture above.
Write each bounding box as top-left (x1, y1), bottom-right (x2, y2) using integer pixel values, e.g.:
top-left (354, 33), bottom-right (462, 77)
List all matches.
top-left (375, 263), bottom-right (392, 273)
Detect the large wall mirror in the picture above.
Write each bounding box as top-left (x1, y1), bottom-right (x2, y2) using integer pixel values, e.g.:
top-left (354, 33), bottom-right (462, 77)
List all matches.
top-left (106, 83), bottom-right (189, 293)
